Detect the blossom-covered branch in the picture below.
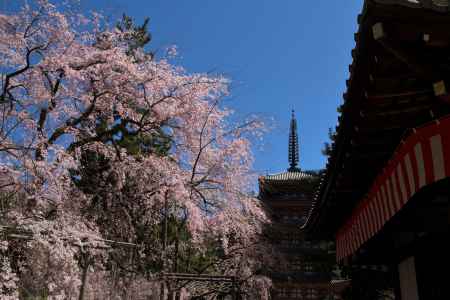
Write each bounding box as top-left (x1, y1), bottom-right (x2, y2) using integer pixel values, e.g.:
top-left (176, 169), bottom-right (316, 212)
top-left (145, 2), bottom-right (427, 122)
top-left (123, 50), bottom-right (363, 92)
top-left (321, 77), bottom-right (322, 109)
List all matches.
top-left (0, 1), bottom-right (274, 298)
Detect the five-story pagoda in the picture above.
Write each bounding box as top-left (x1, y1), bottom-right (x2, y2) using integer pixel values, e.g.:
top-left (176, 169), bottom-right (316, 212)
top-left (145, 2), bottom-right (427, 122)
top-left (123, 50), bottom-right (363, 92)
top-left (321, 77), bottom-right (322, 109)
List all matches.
top-left (259, 111), bottom-right (334, 300)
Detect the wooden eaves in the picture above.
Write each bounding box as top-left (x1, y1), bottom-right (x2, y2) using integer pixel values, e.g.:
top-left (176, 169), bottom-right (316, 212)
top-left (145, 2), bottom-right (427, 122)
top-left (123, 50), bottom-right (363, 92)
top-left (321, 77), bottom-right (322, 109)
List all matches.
top-left (302, 0), bottom-right (450, 239)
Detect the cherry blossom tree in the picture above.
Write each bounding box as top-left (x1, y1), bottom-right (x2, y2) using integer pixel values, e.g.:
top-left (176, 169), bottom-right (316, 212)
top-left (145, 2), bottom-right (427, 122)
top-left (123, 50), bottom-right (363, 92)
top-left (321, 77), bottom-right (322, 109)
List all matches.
top-left (0, 1), bottom-right (274, 298)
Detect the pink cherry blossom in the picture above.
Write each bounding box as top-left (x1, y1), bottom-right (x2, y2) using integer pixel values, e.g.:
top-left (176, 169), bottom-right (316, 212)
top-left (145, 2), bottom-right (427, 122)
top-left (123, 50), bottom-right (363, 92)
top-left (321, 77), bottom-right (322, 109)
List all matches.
top-left (0, 1), bottom-right (274, 298)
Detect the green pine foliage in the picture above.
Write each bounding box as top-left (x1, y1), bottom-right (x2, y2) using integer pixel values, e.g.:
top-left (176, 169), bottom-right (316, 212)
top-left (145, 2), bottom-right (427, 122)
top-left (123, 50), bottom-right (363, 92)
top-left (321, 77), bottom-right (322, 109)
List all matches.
top-left (321, 127), bottom-right (337, 157)
top-left (116, 14), bottom-right (153, 60)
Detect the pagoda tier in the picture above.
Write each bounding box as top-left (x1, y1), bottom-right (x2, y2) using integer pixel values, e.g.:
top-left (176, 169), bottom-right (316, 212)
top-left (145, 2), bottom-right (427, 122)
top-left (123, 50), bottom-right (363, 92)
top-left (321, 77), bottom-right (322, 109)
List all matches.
top-left (258, 112), bottom-right (336, 299)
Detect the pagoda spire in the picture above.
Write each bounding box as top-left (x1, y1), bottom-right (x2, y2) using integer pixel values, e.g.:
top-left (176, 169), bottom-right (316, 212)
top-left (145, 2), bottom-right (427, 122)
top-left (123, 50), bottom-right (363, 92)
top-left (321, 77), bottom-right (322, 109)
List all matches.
top-left (288, 110), bottom-right (300, 172)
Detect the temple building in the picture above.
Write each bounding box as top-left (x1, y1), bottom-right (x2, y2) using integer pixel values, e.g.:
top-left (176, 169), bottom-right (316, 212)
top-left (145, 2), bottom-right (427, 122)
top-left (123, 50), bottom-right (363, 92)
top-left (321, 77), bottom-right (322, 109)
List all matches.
top-left (303, 1), bottom-right (450, 299)
top-left (259, 111), bottom-right (336, 300)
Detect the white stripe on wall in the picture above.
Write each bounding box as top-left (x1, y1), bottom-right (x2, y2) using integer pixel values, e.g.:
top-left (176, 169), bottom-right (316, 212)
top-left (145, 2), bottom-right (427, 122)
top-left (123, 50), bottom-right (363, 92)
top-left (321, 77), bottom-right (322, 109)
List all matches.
top-left (361, 207), bottom-right (369, 241)
top-left (404, 154), bottom-right (415, 196)
top-left (358, 210), bottom-right (364, 244)
top-left (364, 206), bottom-right (369, 240)
top-left (430, 134), bottom-right (445, 181)
top-left (390, 173), bottom-right (401, 212)
top-left (375, 192), bottom-right (382, 231)
top-left (352, 224), bottom-right (355, 251)
top-left (371, 195), bottom-right (377, 233)
top-left (378, 189), bottom-right (386, 229)
top-left (397, 164), bottom-right (407, 204)
top-left (355, 216), bottom-right (360, 247)
top-left (384, 181), bottom-right (394, 218)
top-left (370, 199), bottom-right (377, 236)
top-left (346, 233), bottom-right (350, 257)
top-left (379, 188), bottom-right (387, 227)
top-left (358, 214), bottom-right (363, 246)
top-left (365, 207), bottom-right (370, 240)
top-left (368, 198), bottom-right (374, 235)
top-left (414, 143), bottom-right (426, 188)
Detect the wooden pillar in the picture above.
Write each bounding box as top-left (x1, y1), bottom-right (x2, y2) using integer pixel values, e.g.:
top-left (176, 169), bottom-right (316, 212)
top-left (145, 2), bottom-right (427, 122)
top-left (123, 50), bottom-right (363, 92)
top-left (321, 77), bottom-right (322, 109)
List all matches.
top-left (78, 253), bottom-right (90, 300)
top-left (151, 282), bottom-right (161, 300)
top-left (170, 291), bottom-right (177, 300)
top-left (398, 256), bottom-right (419, 300)
top-left (157, 282), bottom-right (168, 300)
top-left (179, 288), bottom-right (189, 300)
top-left (232, 277), bottom-right (240, 300)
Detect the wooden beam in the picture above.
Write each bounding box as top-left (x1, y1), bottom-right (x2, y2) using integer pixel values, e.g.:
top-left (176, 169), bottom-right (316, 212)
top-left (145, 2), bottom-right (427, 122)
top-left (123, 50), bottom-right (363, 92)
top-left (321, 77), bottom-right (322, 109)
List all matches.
top-left (348, 151), bottom-right (391, 161)
top-left (372, 22), bottom-right (444, 82)
top-left (351, 137), bottom-right (399, 148)
top-left (369, 75), bottom-right (421, 94)
top-left (372, 22), bottom-right (385, 41)
top-left (371, 3), bottom-right (450, 24)
top-left (367, 89), bottom-right (431, 100)
top-left (361, 109), bottom-right (436, 125)
top-left (433, 80), bottom-right (447, 96)
top-left (384, 20), bottom-right (450, 45)
top-left (363, 104), bottom-right (436, 118)
top-left (364, 100), bottom-right (433, 114)
top-left (366, 92), bottom-right (430, 104)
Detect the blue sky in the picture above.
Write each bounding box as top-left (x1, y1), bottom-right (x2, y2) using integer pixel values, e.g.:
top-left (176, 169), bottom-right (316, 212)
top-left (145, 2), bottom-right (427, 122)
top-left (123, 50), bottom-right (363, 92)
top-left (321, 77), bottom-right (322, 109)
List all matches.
top-left (89, 0), bottom-right (362, 175)
top-left (7, 0), bottom-right (364, 174)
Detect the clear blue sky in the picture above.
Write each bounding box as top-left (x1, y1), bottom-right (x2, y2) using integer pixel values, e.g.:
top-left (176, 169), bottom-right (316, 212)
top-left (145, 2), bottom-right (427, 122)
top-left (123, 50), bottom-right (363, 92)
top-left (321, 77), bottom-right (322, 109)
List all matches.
top-left (7, 0), bottom-right (364, 174)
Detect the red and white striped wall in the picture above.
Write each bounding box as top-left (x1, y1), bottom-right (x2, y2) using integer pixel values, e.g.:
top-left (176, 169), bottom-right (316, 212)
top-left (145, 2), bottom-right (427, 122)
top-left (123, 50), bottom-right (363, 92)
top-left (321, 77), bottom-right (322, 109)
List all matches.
top-left (336, 115), bottom-right (450, 261)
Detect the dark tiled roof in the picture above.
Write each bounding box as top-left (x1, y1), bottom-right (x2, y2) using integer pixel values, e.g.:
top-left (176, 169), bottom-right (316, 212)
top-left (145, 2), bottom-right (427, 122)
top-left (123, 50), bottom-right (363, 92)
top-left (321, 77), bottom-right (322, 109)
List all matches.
top-left (373, 0), bottom-right (449, 12)
top-left (269, 271), bottom-right (331, 282)
top-left (302, 0), bottom-right (449, 235)
top-left (263, 171), bottom-right (313, 182)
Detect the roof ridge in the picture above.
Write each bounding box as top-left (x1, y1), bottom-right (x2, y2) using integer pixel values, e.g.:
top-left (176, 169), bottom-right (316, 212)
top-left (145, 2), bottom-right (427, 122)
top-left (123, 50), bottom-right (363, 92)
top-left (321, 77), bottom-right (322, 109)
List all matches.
top-left (263, 170), bottom-right (315, 181)
top-left (373, 0), bottom-right (449, 12)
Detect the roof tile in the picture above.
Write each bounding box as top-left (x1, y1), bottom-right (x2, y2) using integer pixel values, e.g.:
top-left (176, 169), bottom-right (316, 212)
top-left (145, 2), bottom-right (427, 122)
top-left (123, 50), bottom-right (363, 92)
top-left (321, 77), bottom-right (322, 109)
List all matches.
top-left (263, 171), bottom-right (313, 182)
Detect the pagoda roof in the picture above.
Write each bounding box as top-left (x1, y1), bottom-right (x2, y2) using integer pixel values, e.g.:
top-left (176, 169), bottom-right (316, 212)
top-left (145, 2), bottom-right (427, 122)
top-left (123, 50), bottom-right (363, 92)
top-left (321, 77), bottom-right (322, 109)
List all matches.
top-left (259, 171), bottom-right (319, 199)
top-left (263, 171), bottom-right (314, 182)
top-left (268, 271), bottom-right (331, 283)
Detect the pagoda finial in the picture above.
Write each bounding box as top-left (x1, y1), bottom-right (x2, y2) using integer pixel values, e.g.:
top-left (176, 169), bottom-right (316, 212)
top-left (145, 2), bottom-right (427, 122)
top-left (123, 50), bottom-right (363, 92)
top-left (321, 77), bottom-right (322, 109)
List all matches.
top-left (288, 110), bottom-right (300, 172)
